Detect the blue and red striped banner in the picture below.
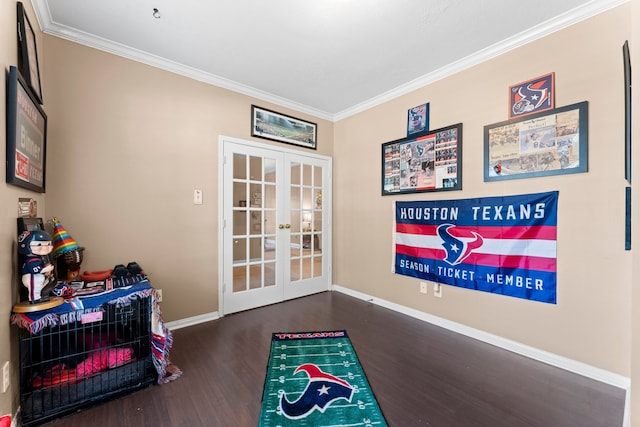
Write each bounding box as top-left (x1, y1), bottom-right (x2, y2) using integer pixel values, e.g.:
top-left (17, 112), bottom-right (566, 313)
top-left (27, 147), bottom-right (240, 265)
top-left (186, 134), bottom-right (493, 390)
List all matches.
top-left (394, 191), bottom-right (558, 303)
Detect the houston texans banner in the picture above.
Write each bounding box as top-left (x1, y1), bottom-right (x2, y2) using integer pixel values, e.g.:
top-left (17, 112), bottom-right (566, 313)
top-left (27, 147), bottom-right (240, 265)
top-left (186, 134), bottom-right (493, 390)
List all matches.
top-left (394, 191), bottom-right (558, 303)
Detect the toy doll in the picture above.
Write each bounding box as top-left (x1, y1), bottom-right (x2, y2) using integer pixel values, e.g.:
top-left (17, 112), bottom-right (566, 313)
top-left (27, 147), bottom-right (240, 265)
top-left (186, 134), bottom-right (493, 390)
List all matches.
top-left (18, 229), bottom-right (57, 303)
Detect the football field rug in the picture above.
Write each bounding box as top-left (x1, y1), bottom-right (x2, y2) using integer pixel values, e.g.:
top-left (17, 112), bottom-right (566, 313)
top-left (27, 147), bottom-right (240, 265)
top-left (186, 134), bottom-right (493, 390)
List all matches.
top-left (259, 330), bottom-right (388, 426)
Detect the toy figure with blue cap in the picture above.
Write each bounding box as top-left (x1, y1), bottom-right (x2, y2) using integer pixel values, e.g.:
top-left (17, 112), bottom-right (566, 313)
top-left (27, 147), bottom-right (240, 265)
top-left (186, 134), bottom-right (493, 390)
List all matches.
top-left (18, 229), bottom-right (58, 304)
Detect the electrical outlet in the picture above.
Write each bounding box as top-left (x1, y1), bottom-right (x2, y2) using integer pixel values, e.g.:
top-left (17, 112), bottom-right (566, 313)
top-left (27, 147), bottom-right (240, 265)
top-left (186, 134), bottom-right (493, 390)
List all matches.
top-left (156, 289), bottom-right (163, 303)
top-left (419, 282), bottom-right (428, 294)
top-left (2, 361), bottom-right (9, 393)
top-left (433, 283), bottom-right (442, 298)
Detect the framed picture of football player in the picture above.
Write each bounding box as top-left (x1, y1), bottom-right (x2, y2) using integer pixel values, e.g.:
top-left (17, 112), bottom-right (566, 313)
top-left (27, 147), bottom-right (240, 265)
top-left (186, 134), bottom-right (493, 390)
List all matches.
top-left (407, 103), bottom-right (429, 136)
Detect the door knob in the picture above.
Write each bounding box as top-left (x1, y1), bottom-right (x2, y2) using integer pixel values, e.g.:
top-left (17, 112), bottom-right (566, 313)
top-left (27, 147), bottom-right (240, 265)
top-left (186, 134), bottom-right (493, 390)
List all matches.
top-left (279, 224), bottom-right (284, 229)
top-left (285, 224), bottom-right (291, 229)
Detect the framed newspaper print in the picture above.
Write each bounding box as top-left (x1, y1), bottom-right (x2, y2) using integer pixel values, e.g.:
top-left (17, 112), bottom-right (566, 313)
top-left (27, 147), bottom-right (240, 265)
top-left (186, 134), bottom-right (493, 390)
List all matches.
top-left (484, 101), bottom-right (588, 182)
top-left (382, 123), bottom-right (462, 196)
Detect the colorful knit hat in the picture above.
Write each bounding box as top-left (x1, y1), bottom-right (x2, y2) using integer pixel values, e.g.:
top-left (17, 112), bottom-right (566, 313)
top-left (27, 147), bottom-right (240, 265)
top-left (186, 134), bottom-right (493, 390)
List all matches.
top-left (51, 217), bottom-right (80, 258)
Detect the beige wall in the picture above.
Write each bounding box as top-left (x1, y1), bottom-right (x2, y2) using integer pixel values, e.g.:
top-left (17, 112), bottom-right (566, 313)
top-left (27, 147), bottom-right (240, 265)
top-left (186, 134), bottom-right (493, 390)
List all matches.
top-left (42, 36), bottom-right (334, 323)
top-left (0, 0), bottom-right (46, 418)
top-left (1, 0), bottom-right (638, 424)
top-left (334, 5), bottom-right (631, 376)
top-left (631, 0), bottom-right (640, 424)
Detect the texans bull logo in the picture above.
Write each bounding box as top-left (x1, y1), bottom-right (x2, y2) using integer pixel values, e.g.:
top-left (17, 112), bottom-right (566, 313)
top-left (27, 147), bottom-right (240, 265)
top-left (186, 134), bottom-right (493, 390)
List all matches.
top-left (437, 224), bottom-right (484, 265)
top-left (280, 363), bottom-right (354, 419)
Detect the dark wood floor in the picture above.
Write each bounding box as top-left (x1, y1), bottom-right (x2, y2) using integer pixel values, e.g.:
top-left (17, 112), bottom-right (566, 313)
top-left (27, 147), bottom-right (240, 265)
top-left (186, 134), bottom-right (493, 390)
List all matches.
top-left (43, 291), bottom-right (625, 427)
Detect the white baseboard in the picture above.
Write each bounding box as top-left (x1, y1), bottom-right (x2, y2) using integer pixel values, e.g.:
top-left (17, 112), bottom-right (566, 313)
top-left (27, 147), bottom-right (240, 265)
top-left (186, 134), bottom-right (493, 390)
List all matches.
top-left (331, 285), bottom-right (630, 394)
top-left (164, 288), bottom-right (630, 427)
top-left (165, 311), bottom-right (219, 330)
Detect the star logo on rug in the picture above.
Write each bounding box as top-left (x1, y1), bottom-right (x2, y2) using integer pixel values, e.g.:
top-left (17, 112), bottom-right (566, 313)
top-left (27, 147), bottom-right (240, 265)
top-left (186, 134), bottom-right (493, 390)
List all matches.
top-left (280, 363), bottom-right (354, 419)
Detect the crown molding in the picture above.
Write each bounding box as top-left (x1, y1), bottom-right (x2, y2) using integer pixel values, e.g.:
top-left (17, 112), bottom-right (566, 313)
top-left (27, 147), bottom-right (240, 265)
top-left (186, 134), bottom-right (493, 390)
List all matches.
top-left (32, 0), bottom-right (628, 123)
top-left (333, 0), bottom-right (629, 120)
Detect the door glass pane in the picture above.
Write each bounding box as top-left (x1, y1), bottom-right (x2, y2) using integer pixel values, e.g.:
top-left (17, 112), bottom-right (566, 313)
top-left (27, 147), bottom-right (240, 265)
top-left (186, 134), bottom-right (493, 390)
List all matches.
top-left (250, 237), bottom-right (262, 260)
top-left (265, 184), bottom-right (276, 208)
top-left (290, 235), bottom-right (300, 257)
top-left (302, 257), bottom-right (312, 280)
top-left (314, 211), bottom-right (322, 232)
top-left (249, 156), bottom-right (262, 180)
top-left (233, 212), bottom-right (247, 236)
top-left (250, 211), bottom-right (262, 235)
top-left (233, 154), bottom-right (246, 180)
top-left (314, 189), bottom-right (322, 209)
top-left (265, 159), bottom-right (276, 183)
top-left (291, 163), bottom-right (301, 185)
top-left (303, 188), bottom-right (312, 211)
top-left (291, 211), bottom-right (300, 233)
top-left (233, 237), bottom-right (246, 263)
top-left (249, 264), bottom-right (262, 290)
top-left (265, 210), bottom-right (276, 233)
top-left (290, 186), bottom-right (300, 210)
top-left (234, 182), bottom-right (247, 207)
top-left (290, 258), bottom-right (300, 282)
top-left (233, 265), bottom-right (247, 292)
top-left (313, 256), bottom-right (322, 278)
top-left (303, 164), bottom-right (312, 186)
top-left (250, 183), bottom-right (262, 208)
top-left (264, 261), bottom-right (276, 287)
top-left (314, 166), bottom-right (322, 186)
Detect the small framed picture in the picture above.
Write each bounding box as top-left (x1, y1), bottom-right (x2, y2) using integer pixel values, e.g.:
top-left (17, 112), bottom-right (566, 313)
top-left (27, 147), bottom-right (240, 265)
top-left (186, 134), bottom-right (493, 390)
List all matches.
top-left (508, 73), bottom-right (554, 119)
top-left (407, 103), bottom-right (429, 136)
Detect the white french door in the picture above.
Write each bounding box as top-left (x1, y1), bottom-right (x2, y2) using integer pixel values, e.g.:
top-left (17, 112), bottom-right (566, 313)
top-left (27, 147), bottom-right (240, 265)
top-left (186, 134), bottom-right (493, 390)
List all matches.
top-left (220, 136), bottom-right (331, 315)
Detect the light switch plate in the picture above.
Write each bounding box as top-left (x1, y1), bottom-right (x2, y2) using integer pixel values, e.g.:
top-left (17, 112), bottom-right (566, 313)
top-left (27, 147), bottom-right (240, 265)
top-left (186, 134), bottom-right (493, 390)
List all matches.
top-left (194, 189), bottom-right (203, 205)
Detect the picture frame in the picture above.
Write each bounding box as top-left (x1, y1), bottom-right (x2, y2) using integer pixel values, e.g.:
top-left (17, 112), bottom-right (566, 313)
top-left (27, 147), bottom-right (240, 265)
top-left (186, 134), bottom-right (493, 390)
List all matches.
top-left (6, 66), bottom-right (48, 193)
top-left (623, 40), bottom-right (631, 184)
top-left (17, 2), bottom-right (43, 104)
top-left (484, 101), bottom-right (588, 182)
top-left (17, 217), bottom-right (44, 235)
top-left (251, 105), bottom-right (317, 149)
top-left (407, 103), bottom-right (429, 136)
top-left (382, 123), bottom-right (462, 196)
top-left (508, 72), bottom-right (554, 119)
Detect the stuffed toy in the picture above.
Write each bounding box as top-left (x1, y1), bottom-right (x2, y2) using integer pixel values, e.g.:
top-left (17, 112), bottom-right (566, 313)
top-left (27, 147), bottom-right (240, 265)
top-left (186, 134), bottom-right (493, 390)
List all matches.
top-left (18, 229), bottom-right (56, 303)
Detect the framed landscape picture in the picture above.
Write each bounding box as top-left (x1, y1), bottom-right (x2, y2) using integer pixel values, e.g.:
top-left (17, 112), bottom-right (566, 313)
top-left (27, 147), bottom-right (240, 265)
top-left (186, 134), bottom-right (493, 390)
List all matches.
top-left (251, 105), bottom-right (317, 149)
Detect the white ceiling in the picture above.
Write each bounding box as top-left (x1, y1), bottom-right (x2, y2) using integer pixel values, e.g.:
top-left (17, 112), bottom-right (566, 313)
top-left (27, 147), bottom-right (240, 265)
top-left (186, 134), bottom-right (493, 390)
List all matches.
top-left (31, 0), bottom-right (625, 121)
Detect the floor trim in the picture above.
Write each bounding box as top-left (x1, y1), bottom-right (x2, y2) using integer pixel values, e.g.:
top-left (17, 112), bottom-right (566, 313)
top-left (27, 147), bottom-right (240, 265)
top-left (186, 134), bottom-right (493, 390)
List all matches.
top-left (165, 311), bottom-right (219, 331)
top-left (332, 285), bottom-right (629, 390)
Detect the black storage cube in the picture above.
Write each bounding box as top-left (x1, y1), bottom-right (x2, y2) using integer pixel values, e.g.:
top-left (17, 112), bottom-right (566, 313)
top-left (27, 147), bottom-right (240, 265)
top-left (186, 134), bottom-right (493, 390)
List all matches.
top-left (19, 296), bottom-right (156, 426)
